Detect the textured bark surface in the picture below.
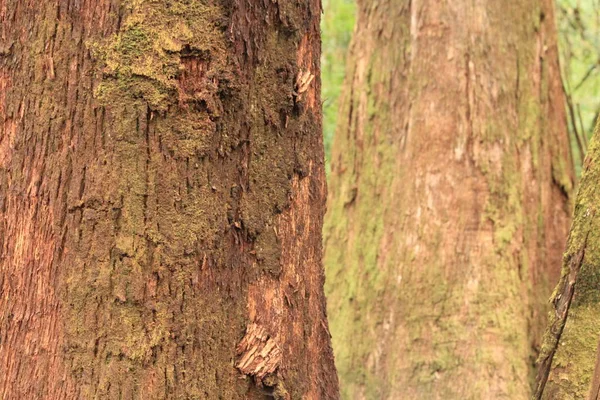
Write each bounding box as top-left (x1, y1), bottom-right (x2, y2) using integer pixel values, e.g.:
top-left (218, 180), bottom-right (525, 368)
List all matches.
top-left (0, 0), bottom-right (339, 398)
top-left (535, 120), bottom-right (600, 399)
top-left (324, 1), bottom-right (573, 399)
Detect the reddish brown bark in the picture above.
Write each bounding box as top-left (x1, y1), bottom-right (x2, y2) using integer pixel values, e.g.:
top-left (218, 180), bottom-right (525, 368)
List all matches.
top-left (0, 0), bottom-right (338, 398)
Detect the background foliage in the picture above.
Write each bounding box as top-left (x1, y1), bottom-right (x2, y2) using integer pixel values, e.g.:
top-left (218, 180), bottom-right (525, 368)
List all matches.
top-left (321, 0), bottom-right (355, 170)
top-left (557, 0), bottom-right (600, 172)
top-left (321, 0), bottom-right (600, 175)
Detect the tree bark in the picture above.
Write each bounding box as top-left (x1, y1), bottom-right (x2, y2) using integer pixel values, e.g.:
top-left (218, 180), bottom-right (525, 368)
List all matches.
top-left (324, 1), bottom-right (573, 399)
top-left (535, 120), bottom-right (600, 399)
top-left (0, 0), bottom-right (338, 398)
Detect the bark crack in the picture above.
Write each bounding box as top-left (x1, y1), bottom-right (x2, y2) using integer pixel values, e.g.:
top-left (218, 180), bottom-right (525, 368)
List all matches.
top-left (534, 232), bottom-right (589, 399)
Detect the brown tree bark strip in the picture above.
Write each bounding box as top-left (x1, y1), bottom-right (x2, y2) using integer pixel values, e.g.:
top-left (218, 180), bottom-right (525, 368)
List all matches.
top-left (324, 0), bottom-right (573, 399)
top-left (0, 0), bottom-right (338, 398)
top-left (535, 122), bottom-right (600, 399)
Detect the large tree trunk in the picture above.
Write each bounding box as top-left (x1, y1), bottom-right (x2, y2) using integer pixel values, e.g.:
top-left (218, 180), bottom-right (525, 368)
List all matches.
top-left (0, 0), bottom-right (338, 398)
top-left (324, 1), bottom-right (573, 399)
top-left (535, 120), bottom-right (600, 399)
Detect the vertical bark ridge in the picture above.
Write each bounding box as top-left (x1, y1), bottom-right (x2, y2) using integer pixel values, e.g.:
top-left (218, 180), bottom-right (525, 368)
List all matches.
top-left (0, 0), bottom-right (338, 398)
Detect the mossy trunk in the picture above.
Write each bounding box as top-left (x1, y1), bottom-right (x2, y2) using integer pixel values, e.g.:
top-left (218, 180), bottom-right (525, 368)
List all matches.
top-left (324, 0), bottom-right (573, 399)
top-left (535, 119), bottom-right (600, 399)
top-left (0, 0), bottom-right (338, 398)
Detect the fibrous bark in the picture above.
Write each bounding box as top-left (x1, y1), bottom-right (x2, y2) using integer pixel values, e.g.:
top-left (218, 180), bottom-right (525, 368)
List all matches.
top-left (324, 1), bottom-right (573, 398)
top-left (0, 0), bottom-right (338, 398)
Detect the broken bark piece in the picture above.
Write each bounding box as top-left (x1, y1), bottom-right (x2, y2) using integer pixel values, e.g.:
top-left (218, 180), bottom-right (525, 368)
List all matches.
top-left (236, 323), bottom-right (282, 379)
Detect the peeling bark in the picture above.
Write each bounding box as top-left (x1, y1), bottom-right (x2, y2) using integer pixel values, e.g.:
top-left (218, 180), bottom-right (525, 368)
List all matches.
top-left (236, 323), bottom-right (283, 380)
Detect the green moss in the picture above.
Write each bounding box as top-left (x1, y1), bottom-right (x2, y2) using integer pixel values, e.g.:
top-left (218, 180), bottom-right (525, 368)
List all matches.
top-left (57, 0), bottom-right (326, 396)
top-left (89, 0), bottom-right (228, 113)
top-left (538, 122), bottom-right (600, 398)
top-left (544, 306), bottom-right (600, 398)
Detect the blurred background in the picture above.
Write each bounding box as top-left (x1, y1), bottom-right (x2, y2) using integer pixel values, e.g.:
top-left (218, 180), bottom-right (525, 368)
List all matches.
top-left (322, 0), bottom-right (600, 174)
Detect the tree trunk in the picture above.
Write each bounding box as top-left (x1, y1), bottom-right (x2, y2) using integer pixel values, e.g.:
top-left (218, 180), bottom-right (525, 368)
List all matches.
top-left (0, 0), bottom-right (338, 398)
top-left (535, 120), bottom-right (600, 399)
top-left (324, 1), bottom-right (573, 399)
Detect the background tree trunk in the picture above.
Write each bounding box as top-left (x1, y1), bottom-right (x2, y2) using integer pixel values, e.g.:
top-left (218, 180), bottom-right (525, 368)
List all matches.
top-left (0, 0), bottom-right (338, 398)
top-left (535, 120), bottom-right (600, 399)
top-left (324, 0), bottom-right (573, 398)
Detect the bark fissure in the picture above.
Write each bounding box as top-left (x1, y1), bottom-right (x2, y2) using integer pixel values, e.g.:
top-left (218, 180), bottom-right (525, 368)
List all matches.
top-left (536, 120), bottom-right (600, 399)
top-left (0, 0), bottom-right (338, 398)
top-left (535, 236), bottom-right (587, 399)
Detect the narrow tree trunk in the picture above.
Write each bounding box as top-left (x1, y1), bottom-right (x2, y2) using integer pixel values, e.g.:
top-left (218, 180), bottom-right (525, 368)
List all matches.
top-left (0, 0), bottom-right (338, 398)
top-left (324, 1), bottom-right (573, 398)
top-left (535, 119), bottom-right (600, 399)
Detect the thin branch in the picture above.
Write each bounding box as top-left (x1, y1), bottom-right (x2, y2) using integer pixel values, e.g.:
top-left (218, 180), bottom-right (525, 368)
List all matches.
top-left (561, 74), bottom-right (586, 165)
top-left (574, 62), bottom-right (599, 92)
top-left (576, 103), bottom-right (589, 149)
